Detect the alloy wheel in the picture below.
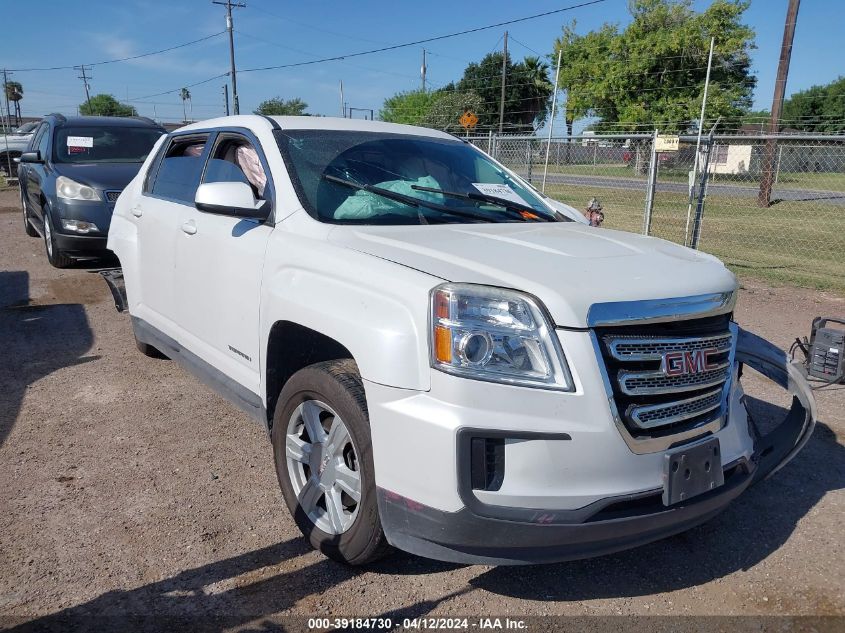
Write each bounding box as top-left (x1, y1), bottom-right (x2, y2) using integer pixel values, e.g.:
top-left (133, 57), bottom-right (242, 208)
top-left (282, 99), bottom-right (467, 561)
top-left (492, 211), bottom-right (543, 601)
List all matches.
top-left (285, 399), bottom-right (362, 535)
top-left (44, 215), bottom-right (53, 256)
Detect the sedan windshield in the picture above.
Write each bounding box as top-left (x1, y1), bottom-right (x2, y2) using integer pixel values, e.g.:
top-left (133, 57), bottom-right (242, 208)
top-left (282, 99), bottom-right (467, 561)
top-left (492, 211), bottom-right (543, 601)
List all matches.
top-left (274, 129), bottom-right (564, 225)
top-left (53, 126), bottom-right (164, 164)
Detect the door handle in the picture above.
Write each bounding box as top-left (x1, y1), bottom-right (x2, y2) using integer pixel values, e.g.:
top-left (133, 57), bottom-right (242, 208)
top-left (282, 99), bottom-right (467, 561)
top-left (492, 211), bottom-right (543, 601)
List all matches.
top-left (131, 207), bottom-right (143, 218)
top-left (181, 220), bottom-right (197, 235)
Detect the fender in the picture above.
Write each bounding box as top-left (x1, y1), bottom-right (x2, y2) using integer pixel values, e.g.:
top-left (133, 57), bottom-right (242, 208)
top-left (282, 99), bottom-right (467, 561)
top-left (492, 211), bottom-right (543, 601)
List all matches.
top-left (259, 223), bottom-right (442, 395)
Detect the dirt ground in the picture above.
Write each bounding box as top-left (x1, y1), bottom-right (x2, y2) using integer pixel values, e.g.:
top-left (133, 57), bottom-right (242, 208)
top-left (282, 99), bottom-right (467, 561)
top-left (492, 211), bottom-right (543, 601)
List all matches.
top-left (0, 186), bottom-right (843, 629)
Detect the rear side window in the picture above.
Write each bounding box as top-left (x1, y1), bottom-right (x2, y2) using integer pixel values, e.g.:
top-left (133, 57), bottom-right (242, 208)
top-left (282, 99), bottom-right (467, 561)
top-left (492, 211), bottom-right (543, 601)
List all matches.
top-left (149, 135), bottom-right (209, 204)
top-left (29, 123), bottom-right (48, 153)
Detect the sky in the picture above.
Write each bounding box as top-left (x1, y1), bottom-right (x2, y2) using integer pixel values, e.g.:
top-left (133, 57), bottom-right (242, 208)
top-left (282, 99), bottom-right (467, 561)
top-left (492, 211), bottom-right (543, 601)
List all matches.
top-left (1, 0), bottom-right (843, 132)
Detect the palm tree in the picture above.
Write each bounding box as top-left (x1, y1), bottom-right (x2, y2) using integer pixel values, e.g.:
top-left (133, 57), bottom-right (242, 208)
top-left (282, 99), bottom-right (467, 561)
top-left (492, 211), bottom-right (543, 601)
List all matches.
top-left (179, 87), bottom-right (191, 123)
top-left (4, 81), bottom-right (23, 125)
top-left (521, 56), bottom-right (553, 130)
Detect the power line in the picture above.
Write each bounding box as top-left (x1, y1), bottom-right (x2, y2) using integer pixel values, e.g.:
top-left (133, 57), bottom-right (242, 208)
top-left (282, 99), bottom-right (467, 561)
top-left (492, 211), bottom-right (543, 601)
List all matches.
top-left (238, 0), bottom-right (609, 74)
top-left (8, 31), bottom-right (227, 72)
top-left (130, 72), bottom-right (230, 101)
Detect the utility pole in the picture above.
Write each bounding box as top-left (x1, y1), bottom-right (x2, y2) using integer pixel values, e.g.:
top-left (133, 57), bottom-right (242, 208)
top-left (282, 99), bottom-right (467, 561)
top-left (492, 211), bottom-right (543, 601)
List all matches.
top-left (758, 0), bottom-right (800, 208)
top-left (223, 84), bottom-right (230, 116)
top-left (339, 80), bottom-right (345, 117)
top-left (213, 0), bottom-right (245, 115)
top-left (2, 69), bottom-right (13, 178)
top-left (684, 36), bottom-right (715, 246)
top-left (541, 49), bottom-right (563, 193)
top-left (498, 31), bottom-right (508, 134)
top-left (421, 49), bottom-right (427, 92)
top-left (75, 65), bottom-right (92, 110)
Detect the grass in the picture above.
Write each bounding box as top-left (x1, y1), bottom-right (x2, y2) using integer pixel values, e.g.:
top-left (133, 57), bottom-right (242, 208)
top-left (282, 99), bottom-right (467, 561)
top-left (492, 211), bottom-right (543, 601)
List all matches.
top-left (542, 164), bottom-right (845, 193)
top-left (545, 182), bottom-right (845, 295)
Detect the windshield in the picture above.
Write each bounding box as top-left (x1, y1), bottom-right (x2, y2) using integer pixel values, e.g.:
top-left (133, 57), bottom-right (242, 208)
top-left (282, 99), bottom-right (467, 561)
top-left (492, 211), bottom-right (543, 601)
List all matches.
top-left (274, 129), bottom-right (564, 225)
top-left (53, 126), bottom-right (164, 164)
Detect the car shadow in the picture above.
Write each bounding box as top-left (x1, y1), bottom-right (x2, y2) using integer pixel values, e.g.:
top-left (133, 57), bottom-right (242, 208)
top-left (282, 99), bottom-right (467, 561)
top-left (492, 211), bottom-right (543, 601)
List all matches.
top-left (470, 405), bottom-right (843, 601)
top-left (7, 538), bottom-right (462, 631)
top-left (0, 270), bottom-right (97, 447)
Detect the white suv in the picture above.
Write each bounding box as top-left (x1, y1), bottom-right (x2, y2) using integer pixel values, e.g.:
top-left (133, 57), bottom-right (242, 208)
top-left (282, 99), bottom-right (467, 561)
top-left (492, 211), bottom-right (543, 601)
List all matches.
top-left (107, 115), bottom-right (816, 565)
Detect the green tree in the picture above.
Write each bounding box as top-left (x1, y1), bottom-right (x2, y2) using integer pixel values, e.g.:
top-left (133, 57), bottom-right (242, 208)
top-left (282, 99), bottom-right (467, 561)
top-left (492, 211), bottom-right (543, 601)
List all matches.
top-left (421, 91), bottom-right (485, 133)
top-left (552, 0), bottom-right (756, 134)
top-left (180, 87), bottom-right (191, 123)
top-left (553, 21), bottom-right (614, 139)
top-left (79, 94), bottom-right (138, 117)
top-left (781, 77), bottom-right (845, 133)
top-left (4, 81), bottom-right (23, 124)
top-left (254, 97), bottom-right (309, 116)
top-left (456, 52), bottom-right (553, 132)
top-left (379, 89), bottom-right (436, 125)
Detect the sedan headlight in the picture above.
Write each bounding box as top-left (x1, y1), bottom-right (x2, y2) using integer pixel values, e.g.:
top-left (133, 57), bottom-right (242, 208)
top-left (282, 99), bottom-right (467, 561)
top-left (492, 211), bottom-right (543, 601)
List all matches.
top-left (430, 283), bottom-right (573, 390)
top-left (56, 176), bottom-right (99, 201)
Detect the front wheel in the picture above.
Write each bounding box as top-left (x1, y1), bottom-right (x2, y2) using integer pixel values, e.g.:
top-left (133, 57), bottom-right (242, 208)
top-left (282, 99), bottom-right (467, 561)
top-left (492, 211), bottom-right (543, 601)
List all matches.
top-left (271, 359), bottom-right (390, 565)
top-left (43, 211), bottom-right (73, 268)
top-left (22, 188), bottom-right (39, 237)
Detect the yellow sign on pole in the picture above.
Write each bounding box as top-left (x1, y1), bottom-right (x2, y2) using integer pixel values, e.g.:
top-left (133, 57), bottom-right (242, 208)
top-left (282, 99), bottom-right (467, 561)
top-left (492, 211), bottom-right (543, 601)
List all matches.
top-left (460, 111), bottom-right (479, 129)
top-left (655, 135), bottom-right (680, 152)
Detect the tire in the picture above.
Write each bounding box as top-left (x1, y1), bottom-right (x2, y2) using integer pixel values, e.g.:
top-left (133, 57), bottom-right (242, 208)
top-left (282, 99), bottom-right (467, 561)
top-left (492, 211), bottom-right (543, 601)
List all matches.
top-left (21, 187), bottom-right (38, 237)
top-left (271, 359), bottom-right (390, 565)
top-left (43, 210), bottom-right (73, 268)
top-left (132, 322), bottom-right (169, 359)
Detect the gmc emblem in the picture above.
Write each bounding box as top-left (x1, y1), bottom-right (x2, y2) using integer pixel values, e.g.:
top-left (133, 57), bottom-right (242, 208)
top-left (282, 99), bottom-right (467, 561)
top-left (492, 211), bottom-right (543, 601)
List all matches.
top-left (663, 348), bottom-right (720, 376)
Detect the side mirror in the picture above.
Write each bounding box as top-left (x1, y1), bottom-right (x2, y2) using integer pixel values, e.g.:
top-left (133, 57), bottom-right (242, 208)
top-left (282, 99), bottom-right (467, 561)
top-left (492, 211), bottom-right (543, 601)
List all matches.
top-left (20, 151), bottom-right (42, 163)
top-left (194, 181), bottom-right (270, 221)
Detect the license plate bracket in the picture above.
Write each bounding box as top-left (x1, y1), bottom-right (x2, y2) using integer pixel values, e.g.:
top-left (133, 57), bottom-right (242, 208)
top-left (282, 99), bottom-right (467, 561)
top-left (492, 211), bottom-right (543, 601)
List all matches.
top-left (663, 437), bottom-right (724, 506)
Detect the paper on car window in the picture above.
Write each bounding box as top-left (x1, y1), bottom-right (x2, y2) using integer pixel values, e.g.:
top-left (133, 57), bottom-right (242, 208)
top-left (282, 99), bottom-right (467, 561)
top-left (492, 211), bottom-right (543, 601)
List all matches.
top-left (472, 183), bottom-right (529, 206)
top-left (67, 136), bottom-right (93, 148)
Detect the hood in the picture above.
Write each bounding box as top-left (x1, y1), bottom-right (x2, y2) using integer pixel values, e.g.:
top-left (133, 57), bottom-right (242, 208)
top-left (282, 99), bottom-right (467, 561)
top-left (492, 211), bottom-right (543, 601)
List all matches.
top-left (543, 198), bottom-right (589, 224)
top-left (329, 222), bottom-right (737, 328)
top-left (55, 162), bottom-right (144, 192)
top-left (1, 135), bottom-right (32, 151)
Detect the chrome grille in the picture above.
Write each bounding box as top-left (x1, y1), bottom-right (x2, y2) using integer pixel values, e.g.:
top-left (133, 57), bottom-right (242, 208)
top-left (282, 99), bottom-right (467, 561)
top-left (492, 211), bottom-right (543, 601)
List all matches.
top-left (619, 362), bottom-right (730, 395)
top-left (105, 190), bottom-right (122, 202)
top-left (595, 316), bottom-right (735, 438)
top-left (608, 333), bottom-right (733, 361)
top-left (630, 389), bottom-right (722, 428)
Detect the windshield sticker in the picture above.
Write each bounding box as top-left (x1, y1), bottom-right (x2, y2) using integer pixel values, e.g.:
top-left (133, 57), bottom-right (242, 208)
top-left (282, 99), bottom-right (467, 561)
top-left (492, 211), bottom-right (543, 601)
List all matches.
top-left (66, 136), bottom-right (94, 148)
top-left (472, 183), bottom-right (530, 206)
top-left (68, 146), bottom-right (87, 154)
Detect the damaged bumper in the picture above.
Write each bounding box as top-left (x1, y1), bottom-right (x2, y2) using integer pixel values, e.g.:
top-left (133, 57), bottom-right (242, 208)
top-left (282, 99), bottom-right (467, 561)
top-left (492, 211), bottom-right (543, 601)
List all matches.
top-left (378, 327), bottom-right (817, 565)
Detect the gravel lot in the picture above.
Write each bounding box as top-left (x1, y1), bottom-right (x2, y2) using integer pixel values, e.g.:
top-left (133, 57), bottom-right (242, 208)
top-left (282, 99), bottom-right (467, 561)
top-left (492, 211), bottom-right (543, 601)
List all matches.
top-left (1, 187), bottom-right (843, 628)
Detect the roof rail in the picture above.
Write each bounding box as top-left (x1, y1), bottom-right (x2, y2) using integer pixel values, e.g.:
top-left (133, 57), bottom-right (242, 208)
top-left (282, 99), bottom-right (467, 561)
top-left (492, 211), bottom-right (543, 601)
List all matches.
top-left (258, 114), bottom-right (281, 130)
top-left (47, 112), bottom-right (67, 123)
top-left (132, 115), bottom-right (158, 126)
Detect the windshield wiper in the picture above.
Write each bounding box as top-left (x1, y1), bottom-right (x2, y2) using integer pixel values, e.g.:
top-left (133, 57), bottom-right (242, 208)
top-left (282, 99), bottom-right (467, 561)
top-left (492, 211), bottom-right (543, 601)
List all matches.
top-left (322, 174), bottom-right (498, 223)
top-left (410, 184), bottom-right (552, 221)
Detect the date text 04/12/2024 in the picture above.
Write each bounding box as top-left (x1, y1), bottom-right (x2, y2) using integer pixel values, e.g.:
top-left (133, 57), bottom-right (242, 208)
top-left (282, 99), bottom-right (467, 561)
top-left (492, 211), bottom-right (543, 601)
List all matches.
top-left (307, 618), bottom-right (528, 630)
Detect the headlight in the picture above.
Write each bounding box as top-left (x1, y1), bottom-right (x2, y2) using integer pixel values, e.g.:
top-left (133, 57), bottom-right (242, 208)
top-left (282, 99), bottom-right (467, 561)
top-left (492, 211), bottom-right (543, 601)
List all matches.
top-left (430, 283), bottom-right (573, 390)
top-left (56, 176), bottom-right (99, 201)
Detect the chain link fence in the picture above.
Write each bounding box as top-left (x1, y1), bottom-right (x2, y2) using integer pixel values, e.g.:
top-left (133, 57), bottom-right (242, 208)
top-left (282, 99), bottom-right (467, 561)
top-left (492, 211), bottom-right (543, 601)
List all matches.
top-left (469, 132), bottom-right (845, 292)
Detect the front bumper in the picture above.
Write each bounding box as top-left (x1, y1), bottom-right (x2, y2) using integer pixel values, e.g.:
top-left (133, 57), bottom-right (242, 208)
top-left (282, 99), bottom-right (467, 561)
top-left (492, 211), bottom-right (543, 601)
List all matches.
top-left (51, 197), bottom-right (113, 256)
top-left (368, 328), bottom-right (815, 565)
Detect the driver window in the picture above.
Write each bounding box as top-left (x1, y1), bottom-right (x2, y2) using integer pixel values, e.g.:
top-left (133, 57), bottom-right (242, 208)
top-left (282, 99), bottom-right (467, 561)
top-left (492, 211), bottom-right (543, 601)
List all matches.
top-left (204, 136), bottom-right (268, 200)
